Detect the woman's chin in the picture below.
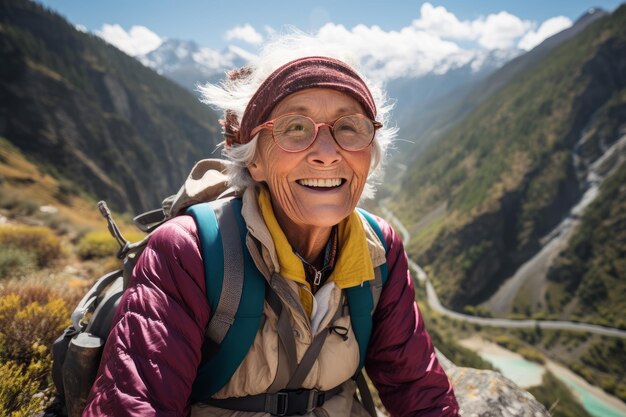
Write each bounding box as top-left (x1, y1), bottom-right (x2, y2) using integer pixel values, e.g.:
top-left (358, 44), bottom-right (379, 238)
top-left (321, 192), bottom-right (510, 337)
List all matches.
top-left (295, 204), bottom-right (354, 229)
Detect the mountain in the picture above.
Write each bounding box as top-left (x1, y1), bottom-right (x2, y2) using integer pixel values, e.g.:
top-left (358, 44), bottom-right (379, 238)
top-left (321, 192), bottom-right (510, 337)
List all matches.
top-left (133, 34), bottom-right (523, 120)
top-left (137, 39), bottom-right (252, 92)
top-left (391, 7), bottom-right (609, 164)
top-left (390, 4), bottom-right (626, 324)
top-left (0, 0), bottom-right (221, 213)
top-left (387, 48), bottom-right (522, 133)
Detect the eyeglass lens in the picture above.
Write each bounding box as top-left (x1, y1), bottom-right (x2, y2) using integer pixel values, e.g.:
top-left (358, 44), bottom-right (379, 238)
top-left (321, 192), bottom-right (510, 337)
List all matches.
top-left (273, 114), bottom-right (375, 151)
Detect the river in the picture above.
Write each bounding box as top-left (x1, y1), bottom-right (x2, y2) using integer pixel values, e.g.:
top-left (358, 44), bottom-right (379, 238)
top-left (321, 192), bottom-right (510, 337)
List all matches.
top-left (460, 337), bottom-right (626, 417)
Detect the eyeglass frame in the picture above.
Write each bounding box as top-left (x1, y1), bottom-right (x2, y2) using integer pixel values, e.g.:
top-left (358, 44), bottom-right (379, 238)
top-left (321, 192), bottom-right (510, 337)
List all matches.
top-left (250, 113), bottom-right (383, 153)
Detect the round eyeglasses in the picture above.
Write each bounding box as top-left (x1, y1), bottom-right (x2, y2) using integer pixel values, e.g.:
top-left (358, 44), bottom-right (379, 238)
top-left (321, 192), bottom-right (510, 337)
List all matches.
top-left (250, 113), bottom-right (382, 152)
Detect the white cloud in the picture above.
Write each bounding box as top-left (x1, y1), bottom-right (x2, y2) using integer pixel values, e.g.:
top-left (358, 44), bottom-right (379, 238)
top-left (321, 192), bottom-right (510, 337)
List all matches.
top-left (224, 24), bottom-right (263, 45)
top-left (96, 24), bottom-right (163, 56)
top-left (413, 3), bottom-right (532, 49)
top-left (518, 16), bottom-right (572, 51)
top-left (473, 11), bottom-right (533, 49)
top-left (412, 3), bottom-right (474, 40)
top-left (316, 23), bottom-right (466, 80)
top-left (75, 24), bottom-right (87, 33)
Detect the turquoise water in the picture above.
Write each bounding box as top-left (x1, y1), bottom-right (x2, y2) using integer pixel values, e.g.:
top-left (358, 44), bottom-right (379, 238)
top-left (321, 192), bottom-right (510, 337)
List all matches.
top-left (554, 373), bottom-right (626, 417)
top-left (478, 350), bottom-right (626, 417)
top-left (483, 355), bottom-right (544, 387)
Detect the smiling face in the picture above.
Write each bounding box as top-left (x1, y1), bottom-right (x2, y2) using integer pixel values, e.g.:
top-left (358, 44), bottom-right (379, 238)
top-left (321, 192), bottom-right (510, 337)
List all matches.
top-left (248, 88), bottom-right (373, 235)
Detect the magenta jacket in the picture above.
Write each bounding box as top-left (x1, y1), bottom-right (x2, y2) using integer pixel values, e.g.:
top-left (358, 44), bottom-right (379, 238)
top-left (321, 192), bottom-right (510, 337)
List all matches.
top-left (83, 212), bottom-right (459, 417)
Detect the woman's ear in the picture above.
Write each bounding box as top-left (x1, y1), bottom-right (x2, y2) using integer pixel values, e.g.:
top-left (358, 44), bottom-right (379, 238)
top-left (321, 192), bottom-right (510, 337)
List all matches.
top-left (248, 159), bottom-right (266, 182)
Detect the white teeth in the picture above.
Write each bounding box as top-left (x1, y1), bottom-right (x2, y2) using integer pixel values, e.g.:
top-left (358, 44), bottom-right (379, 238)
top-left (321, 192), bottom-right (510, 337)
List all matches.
top-left (298, 178), bottom-right (342, 187)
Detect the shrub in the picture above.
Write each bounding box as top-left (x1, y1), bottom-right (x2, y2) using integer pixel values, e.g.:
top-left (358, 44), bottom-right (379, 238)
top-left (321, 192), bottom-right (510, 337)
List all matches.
top-left (0, 246), bottom-right (37, 279)
top-left (76, 231), bottom-right (118, 259)
top-left (493, 334), bottom-right (520, 351)
top-left (0, 286), bottom-right (74, 415)
top-left (517, 347), bottom-right (545, 364)
top-left (0, 190), bottom-right (39, 216)
top-left (0, 225), bottom-right (63, 267)
top-left (0, 292), bottom-right (70, 363)
top-left (0, 359), bottom-right (47, 417)
top-left (76, 230), bottom-right (144, 260)
top-left (37, 212), bottom-right (73, 236)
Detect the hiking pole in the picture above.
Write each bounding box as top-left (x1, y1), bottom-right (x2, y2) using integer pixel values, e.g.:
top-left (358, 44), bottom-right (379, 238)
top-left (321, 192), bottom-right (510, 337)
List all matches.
top-left (97, 200), bottom-right (130, 258)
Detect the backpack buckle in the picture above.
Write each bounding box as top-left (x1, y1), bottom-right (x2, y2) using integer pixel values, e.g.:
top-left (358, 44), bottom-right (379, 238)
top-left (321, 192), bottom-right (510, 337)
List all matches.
top-left (275, 391), bottom-right (289, 416)
top-left (274, 389), bottom-right (323, 415)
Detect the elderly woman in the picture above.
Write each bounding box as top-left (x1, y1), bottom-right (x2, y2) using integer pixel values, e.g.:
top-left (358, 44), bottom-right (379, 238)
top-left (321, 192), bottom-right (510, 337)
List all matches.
top-left (83, 35), bottom-right (458, 417)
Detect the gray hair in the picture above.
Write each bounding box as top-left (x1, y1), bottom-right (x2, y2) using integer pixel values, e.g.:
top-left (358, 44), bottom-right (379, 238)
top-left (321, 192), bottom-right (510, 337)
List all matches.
top-left (199, 31), bottom-right (397, 200)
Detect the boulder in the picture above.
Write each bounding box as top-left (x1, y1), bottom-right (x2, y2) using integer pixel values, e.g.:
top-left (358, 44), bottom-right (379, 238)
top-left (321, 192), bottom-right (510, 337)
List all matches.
top-left (438, 353), bottom-right (551, 417)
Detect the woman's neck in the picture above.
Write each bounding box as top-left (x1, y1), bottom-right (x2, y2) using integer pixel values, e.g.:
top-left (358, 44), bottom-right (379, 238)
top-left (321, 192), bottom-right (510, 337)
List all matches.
top-left (286, 223), bottom-right (332, 266)
top-left (271, 205), bottom-right (332, 266)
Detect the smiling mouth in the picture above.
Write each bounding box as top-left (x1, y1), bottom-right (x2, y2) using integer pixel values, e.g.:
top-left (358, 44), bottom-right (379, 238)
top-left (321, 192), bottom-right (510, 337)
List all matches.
top-left (297, 178), bottom-right (346, 188)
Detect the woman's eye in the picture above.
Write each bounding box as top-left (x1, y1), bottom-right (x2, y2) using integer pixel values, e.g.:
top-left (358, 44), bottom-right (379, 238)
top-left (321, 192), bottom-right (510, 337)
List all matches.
top-left (286, 123), bottom-right (306, 132)
top-left (337, 123), bottom-right (358, 133)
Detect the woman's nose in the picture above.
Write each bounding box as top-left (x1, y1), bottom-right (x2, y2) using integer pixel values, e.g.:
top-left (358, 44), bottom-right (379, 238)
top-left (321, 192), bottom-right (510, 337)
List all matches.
top-left (307, 126), bottom-right (342, 166)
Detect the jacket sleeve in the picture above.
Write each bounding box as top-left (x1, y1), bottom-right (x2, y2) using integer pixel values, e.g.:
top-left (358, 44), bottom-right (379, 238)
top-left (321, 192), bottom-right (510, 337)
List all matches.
top-left (365, 217), bottom-right (459, 417)
top-left (83, 215), bottom-right (209, 417)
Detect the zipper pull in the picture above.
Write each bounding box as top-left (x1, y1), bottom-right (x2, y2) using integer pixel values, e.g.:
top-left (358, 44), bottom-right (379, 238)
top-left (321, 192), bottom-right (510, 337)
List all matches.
top-left (314, 270), bottom-right (322, 286)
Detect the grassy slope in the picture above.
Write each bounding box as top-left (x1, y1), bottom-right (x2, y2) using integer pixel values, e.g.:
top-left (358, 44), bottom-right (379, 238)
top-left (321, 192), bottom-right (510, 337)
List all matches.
top-left (0, 136), bottom-right (106, 231)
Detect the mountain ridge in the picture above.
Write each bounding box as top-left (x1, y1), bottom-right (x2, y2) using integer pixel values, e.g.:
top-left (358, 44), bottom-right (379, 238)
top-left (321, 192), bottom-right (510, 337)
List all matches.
top-left (391, 7), bottom-right (609, 164)
top-left (390, 4), bottom-right (626, 319)
top-left (0, 0), bottom-right (221, 213)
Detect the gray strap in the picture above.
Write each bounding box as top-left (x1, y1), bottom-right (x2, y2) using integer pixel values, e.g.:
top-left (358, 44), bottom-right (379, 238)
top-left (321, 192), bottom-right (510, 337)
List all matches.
top-left (277, 302), bottom-right (299, 373)
top-left (285, 328), bottom-right (329, 389)
top-left (206, 199), bottom-right (244, 344)
top-left (132, 208), bottom-right (166, 232)
top-left (205, 386), bottom-right (342, 415)
top-left (370, 267), bottom-right (383, 313)
top-left (355, 371), bottom-right (377, 417)
top-left (70, 269), bottom-right (121, 331)
top-left (267, 287), bottom-right (298, 392)
top-left (268, 336), bottom-right (291, 393)
top-left (286, 294), bottom-right (345, 389)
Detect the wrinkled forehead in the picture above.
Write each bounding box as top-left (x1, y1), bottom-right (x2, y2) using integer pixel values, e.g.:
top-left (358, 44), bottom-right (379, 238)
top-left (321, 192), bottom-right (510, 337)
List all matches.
top-left (268, 88), bottom-right (367, 120)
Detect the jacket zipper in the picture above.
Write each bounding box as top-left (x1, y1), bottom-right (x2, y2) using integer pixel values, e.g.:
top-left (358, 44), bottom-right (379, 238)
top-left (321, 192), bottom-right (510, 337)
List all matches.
top-left (314, 270), bottom-right (322, 287)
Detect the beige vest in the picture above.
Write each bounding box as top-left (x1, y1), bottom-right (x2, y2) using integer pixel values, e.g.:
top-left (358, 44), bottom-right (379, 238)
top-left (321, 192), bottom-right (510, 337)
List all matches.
top-left (191, 187), bottom-right (386, 417)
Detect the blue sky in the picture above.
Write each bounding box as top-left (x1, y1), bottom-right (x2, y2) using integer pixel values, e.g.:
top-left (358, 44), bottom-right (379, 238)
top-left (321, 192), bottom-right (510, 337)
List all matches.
top-left (33, 1), bottom-right (625, 83)
top-left (36, 0), bottom-right (623, 50)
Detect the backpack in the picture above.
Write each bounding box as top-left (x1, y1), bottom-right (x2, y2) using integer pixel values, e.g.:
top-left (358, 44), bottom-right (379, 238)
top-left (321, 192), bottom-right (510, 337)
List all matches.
top-left (51, 159), bottom-right (388, 417)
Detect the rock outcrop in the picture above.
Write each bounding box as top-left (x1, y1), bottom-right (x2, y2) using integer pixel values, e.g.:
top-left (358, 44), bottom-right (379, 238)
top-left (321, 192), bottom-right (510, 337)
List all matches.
top-left (438, 354), bottom-right (551, 417)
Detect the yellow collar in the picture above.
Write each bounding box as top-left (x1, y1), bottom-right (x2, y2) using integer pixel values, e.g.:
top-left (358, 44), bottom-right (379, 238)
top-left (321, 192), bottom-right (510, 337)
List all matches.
top-left (258, 188), bottom-right (375, 290)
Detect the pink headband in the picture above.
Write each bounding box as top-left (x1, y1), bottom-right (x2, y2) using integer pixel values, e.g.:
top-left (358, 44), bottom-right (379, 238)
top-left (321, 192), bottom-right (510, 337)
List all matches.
top-left (222, 56), bottom-right (376, 146)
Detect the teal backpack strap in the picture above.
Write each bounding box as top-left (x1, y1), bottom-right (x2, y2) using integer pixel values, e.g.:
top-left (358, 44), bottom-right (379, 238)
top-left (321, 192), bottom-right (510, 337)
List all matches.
top-left (345, 208), bottom-right (389, 373)
top-left (187, 198), bottom-right (265, 402)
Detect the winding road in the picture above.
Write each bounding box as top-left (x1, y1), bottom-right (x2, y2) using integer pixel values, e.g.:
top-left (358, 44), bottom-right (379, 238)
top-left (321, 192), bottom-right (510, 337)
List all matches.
top-left (378, 205), bottom-right (626, 339)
